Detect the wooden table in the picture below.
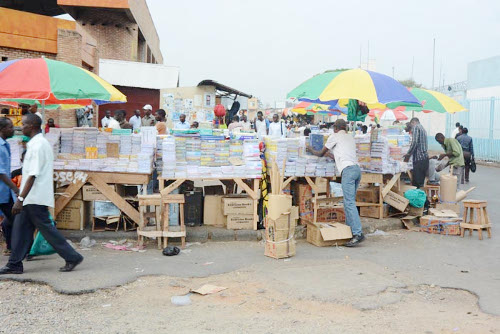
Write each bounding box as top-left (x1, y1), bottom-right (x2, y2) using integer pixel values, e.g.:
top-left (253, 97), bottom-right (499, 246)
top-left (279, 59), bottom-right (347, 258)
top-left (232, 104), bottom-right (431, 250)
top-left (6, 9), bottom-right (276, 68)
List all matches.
top-left (158, 177), bottom-right (261, 230)
top-left (54, 170), bottom-right (151, 225)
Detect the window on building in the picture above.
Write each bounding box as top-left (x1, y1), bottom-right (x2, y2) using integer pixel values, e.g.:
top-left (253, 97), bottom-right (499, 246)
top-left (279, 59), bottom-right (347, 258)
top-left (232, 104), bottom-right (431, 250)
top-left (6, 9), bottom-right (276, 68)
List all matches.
top-left (1, 57), bottom-right (8, 62)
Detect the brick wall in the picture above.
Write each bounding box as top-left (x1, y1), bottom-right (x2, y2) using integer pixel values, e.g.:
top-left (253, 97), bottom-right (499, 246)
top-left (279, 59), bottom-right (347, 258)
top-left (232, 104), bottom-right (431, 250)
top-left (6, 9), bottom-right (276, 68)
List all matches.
top-left (0, 46), bottom-right (55, 61)
top-left (56, 29), bottom-right (82, 67)
top-left (77, 9), bottom-right (139, 62)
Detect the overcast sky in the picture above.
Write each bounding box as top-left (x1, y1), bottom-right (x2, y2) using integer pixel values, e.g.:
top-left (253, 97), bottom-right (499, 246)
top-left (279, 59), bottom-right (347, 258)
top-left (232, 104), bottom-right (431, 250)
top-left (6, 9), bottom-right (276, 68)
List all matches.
top-left (147, 0), bottom-right (500, 105)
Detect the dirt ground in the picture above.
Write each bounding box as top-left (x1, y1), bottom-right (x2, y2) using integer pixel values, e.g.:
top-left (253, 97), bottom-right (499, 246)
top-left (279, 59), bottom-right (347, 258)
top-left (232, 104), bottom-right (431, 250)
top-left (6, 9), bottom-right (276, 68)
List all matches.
top-left (0, 270), bottom-right (498, 334)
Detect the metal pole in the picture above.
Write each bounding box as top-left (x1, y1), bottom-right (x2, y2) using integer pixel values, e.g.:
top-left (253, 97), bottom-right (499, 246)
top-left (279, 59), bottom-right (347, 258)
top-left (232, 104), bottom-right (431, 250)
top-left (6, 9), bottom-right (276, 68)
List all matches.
top-left (42, 100), bottom-right (45, 134)
top-left (432, 38), bottom-right (436, 89)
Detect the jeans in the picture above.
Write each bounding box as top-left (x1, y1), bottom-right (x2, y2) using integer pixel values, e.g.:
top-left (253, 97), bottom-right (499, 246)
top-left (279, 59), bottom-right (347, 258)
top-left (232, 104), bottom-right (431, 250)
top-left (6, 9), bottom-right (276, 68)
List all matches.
top-left (7, 204), bottom-right (83, 271)
top-left (451, 166), bottom-right (464, 190)
top-left (341, 165), bottom-right (362, 236)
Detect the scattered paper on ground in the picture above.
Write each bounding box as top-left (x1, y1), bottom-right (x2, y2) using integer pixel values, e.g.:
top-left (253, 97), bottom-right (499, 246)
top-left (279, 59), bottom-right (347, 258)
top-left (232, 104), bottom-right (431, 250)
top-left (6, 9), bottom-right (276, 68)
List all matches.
top-left (191, 284), bottom-right (227, 295)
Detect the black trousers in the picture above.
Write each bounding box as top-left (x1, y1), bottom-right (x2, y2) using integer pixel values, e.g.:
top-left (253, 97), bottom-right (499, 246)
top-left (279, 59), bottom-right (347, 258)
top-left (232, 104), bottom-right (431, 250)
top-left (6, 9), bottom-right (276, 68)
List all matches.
top-left (0, 199), bottom-right (14, 250)
top-left (7, 204), bottom-right (82, 270)
top-left (412, 159), bottom-right (429, 188)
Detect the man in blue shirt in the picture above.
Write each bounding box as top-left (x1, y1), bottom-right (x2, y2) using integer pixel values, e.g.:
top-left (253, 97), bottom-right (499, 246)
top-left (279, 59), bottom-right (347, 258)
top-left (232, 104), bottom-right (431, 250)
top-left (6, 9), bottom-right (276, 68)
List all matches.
top-left (0, 118), bottom-right (19, 254)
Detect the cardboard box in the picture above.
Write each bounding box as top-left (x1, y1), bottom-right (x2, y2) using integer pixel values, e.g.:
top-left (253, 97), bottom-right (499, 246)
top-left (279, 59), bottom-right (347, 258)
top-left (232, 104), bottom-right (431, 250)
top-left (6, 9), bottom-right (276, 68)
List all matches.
top-left (203, 195), bottom-right (225, 226)
top-left (265, 207), bottom-right (298, 241)
top-left (307, 222), bottom-right (352, 247)
top-left (360, 204), bottom-right (389, 219)
top-left (267, 194), bottom-right (292, 221)
top-left (315, 196), bottom-right (342, 209)
top-left (93, 200), bottom-right (121, 217)
top-left (293, 183), bottom-right (313, 223)
top-left (419, 215), bottom-right (462, 235)
top-left (384, 191), bottom-right (409, 212)
top-left (82, 184), bottom-right (115, 201)
top-left (264, 239), bottom-right (296, 259)
top-left (56, 199), bottom-right (87, 230)
top-left (226, 215), bottom-right (253, 230)
top-left (356, 186), bottom-right (379, 203)
top-left (222, 196), bottom-right (254, 215)
top-left (317, 206), bottom-right (346, 223)
top-left (407, 205), bottom-right (424, 217)
top-left (435, 202), bottom-right (461, 215)
top-left (55, 186), bottom-right (82, 200)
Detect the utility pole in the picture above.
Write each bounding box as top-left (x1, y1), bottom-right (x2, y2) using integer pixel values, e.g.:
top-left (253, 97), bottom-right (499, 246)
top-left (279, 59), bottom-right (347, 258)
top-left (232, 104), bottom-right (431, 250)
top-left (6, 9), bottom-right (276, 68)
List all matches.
top-left (432, 38), bottom-right (436, 89)
top-left (411, 56), bottom-right (414, 79)
top-left (438, 61), bottom-right (442, 91)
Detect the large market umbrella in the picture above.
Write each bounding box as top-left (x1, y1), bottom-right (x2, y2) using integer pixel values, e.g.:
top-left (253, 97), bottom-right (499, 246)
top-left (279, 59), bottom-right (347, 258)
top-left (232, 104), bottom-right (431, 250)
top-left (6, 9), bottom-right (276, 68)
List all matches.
top-left (0, 58), bottom-right (126, 104)
top-left (394, 87), bottom-right (467, 114)
top-left (371, 109), bottom-right (408, 122)
top-left (287, 69), bottom-right (421, 107)
top-left (291, 101), bottom-right (344, 115)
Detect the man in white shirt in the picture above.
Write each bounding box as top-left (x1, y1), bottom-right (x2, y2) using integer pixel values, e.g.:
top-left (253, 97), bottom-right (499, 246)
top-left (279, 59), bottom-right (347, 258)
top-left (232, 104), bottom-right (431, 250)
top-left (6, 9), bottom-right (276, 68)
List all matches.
top-left (129, 109), bottom-right (142, 131)
top-left (255, 111), bottom-right (268, 140)
top-left (268, 113), bottom-right (286, 139)
top-left (0, 114), bottom-right (84, 275)
top-left (174, 114), bottom-right (190, 130)
top-left (101, 110), bottom-right (112, 128)
top-left (107, 111), bottom-right (121, 130)
top-left (308, 119), bottom-right (364, 247)
top-left (240, 115), bottom-right (251, 131)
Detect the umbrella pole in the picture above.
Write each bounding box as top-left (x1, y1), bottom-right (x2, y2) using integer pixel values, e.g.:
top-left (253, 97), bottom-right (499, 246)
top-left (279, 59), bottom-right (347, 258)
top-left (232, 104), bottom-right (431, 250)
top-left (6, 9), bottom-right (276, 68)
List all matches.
top-left (42, 100), bottom-right (46, 133)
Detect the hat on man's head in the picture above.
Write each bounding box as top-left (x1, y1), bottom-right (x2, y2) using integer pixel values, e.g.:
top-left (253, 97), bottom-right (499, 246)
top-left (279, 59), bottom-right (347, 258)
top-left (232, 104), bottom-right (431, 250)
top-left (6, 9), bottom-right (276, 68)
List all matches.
top-left (333, 119), bottom-right (347, 129)
top-left (143, 104), bottom-right (153, 111)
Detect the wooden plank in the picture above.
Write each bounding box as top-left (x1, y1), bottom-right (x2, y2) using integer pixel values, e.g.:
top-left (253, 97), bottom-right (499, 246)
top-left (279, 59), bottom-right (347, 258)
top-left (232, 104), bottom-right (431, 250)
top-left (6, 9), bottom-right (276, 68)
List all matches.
top-left (382, 173), bottom-right (401, 198)
top-left (160, 179), bottom-right (185, 195)
top-left (305, 177), bottom-right (320, 193)
top-left (163, 231), bottom-right (187, 238)
top-left (356, 202), bottom-right (382, 207)
top-left (360, 173), bottom-right (384, 184)
top-left (54, 170), bottom-right (150, 184)
top-left (88, 173), bottom-right (141, 224)
top-left (161, 194), bottom-right (185, 204)
top-left (282, 176), bottom-right (296, 190)
top-left (54, 177), bottom-right (87, 217)
top-left (234, 178), bottom-right (257, 199)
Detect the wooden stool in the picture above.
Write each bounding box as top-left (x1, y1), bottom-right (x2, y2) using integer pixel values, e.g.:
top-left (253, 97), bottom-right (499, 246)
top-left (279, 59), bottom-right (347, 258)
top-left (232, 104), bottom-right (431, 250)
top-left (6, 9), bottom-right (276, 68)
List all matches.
top-left (424, 184), bottom-right (440, 200)
top-left (460, 200), bottom-right (491, 240)
top-left (161, 194), bottom-right (186, 248)
top-left (137, 195), bottom-right (163, 249)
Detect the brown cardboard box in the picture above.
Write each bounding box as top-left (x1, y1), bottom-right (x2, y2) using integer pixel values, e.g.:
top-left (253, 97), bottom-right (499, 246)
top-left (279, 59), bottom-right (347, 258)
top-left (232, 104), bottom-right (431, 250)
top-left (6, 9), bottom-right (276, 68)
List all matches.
top-left (267, 194), bottom-right (292, 221)
top-left (226, 215), bottom-right (253, 230)
top-left (384, 191), bottom-right (409, 212)
top-left (293, 183), bottom-right (313, 223)
top-left (222, 196), bottom-right (254, 215)
top-left (360, 204), bottom-right (389, 219)
top-left (317, 206), bottom-right (346, 222)
top-left (56, 199), bottom-right (87, 230)
top-left (55, 186), bottom-right (82, 200)
top-left (82, 184), bottom-right (115, 201)
top-left (204, 195), bottom-right (225, 226)
top-left (307, 222), bottom-right (352, 247)
top-left (435, 202), bottom-right (461, 215)
top-left (265, 207), bottom-right (298, 241)
top-left (264, 239), bottom-right (296, 259)
top-left (419, 215), bottom-right (462, 235)
top-left (356, 186), bottom-right (379, 203)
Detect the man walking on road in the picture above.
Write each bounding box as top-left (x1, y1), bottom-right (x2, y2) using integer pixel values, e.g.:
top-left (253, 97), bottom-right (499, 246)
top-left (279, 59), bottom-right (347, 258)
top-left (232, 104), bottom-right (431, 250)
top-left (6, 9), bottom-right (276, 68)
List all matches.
top-left (457, 128), bottom-right (474, 183)
top-left (403, 118), bottom-right (429, 188)
top-left (0, 114), bottom-right (84, 275)
top-left (308, 119), bottom-right (364, 247)
top-left (0, 118), bottom-right (19, 255)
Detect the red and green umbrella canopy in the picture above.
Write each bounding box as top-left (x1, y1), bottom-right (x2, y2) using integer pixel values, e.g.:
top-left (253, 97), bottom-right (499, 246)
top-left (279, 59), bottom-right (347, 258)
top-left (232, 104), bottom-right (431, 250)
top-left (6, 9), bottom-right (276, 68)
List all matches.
top-left (0, 58), bottom-right (126, 104)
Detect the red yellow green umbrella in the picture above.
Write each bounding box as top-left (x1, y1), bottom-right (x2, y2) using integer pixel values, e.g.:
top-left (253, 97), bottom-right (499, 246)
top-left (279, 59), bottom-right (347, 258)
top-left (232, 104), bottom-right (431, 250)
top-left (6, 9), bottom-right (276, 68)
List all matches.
top-left (0, 58), bottom-right (126, 104)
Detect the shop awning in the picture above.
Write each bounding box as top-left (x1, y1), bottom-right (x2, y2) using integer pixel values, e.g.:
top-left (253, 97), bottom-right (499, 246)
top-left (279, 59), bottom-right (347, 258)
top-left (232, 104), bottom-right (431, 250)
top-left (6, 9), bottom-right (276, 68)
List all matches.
top-left (197, 80), bottom-right (252, 98)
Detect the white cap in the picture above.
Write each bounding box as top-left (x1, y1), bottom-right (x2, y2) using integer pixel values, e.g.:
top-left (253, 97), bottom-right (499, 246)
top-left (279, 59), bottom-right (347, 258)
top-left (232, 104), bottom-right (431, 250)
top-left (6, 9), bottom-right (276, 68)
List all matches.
top-left (143, 104), bottom-right (153, 111)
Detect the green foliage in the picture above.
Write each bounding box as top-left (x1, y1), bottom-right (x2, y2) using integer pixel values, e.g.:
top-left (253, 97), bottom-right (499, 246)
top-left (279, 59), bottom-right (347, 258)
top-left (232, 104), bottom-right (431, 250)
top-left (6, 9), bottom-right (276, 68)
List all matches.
top-left (398, 78), bottom-right (423, 88)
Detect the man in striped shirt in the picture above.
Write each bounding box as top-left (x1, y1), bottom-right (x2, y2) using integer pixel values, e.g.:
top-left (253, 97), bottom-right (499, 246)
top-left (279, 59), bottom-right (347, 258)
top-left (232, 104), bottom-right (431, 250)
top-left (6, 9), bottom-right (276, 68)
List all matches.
top-left (404, 118), bottom-right (429, 188)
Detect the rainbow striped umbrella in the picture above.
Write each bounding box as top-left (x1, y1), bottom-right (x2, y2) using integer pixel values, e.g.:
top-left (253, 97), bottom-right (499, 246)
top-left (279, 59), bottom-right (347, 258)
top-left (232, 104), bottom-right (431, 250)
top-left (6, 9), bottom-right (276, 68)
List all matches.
top-left (287, 69), bottom-right (420, 107)
top-left (0, 58), bottom-right (126, 104)
top-left (390, 88), bottom-right (466, 114)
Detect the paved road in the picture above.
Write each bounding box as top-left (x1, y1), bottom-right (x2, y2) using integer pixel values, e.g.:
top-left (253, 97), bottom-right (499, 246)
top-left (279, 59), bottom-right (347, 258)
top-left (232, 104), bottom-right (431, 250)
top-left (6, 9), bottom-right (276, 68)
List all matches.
top-left (0, 166), bottom-right (498, 316)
